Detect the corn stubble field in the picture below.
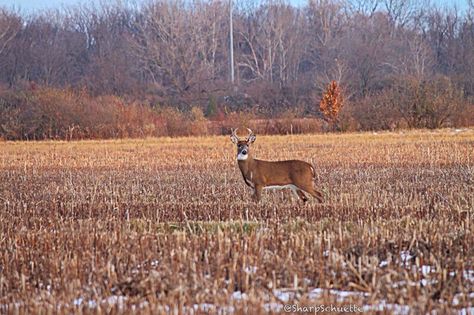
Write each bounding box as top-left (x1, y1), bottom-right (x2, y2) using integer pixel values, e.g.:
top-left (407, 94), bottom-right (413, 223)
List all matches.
top-left (0, 129), bottom-right (473, 314)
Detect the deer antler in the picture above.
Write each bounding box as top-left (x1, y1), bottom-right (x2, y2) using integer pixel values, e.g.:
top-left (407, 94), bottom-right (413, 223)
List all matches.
top-left (230, 128), bottom-right (240, 144)
top-left (246, 128), bottom-right (256, 143)
top-left (246, 128), bottom-right (254, 139)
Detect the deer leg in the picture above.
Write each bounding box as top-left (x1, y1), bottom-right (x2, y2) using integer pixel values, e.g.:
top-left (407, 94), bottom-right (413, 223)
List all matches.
top-left (307, 187), bottom-right (324, 203)
top-left (296, 189), bottom-right (309, 203)
top-left (253, 185), bottom-right (263, 202)
top-left (296, 184), bottom-right (324, 203)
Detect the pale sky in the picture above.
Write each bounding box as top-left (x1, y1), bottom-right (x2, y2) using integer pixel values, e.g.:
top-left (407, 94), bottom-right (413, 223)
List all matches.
top-left (0, 0), bottom-right (104, 12)
top-left (0, 0), bottom-right (469, 14)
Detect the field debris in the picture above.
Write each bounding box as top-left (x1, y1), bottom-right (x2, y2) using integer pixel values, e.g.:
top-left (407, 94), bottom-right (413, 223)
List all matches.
top-left (0, 130), bottom-right (473, 313)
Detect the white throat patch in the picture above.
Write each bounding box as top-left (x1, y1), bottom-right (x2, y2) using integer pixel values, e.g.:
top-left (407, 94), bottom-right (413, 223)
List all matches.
top-left (237, 153), bottom-right (248, 160)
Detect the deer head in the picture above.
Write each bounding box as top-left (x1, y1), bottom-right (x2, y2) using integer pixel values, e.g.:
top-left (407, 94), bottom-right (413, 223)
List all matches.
top-left (230, 128), bottom-right (256, 161)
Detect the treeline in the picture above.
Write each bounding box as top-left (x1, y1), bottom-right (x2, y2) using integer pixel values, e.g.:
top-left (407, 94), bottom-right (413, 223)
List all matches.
top-left (0, 85), bottom-right (326, 139)
top-left (0, 0), bottom-right (473, 140)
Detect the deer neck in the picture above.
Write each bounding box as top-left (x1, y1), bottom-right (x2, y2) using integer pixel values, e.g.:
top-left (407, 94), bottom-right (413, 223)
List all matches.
top-left (238, 154), bottom-right (255, 178)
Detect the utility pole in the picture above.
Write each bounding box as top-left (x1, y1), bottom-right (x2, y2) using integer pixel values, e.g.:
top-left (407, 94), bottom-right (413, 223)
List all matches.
top-left (229, 0), bottom-right (235, 84)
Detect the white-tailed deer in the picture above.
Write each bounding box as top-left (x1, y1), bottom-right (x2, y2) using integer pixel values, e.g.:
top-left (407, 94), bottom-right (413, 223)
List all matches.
top-left (230, 128), bottom-right (323, 203)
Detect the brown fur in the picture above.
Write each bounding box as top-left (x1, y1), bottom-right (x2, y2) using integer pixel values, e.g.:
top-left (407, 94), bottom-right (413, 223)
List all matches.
top-left (233, 137), bottom-right (323, 203)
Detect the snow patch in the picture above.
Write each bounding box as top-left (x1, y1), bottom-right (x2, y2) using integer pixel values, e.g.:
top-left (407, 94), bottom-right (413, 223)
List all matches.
top-left (72, 295), bottom-right (126, 309)
top-left (244, 266), bottom-right (257, 274)
top-left (421, 265), bottom-right (434, 276)
top-left (379, 260), bottom-right (389, 267)
top-left (231, 291), bottom-right (248, 300)
top-left (400, 251), bottom-right (414, 264)
top-left (363, 300), bottom-right (411, 315)
top-left (273, 289), bottom-right (294, 302)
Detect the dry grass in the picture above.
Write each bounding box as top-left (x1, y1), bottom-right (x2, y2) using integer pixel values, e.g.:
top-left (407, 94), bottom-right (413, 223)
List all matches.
top-left (0, 129), bottom-right (473, 314)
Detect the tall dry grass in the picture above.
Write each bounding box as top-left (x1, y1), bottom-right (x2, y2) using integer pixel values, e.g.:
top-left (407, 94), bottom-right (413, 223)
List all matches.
top-left (0, 129), bottom-right (473, 314)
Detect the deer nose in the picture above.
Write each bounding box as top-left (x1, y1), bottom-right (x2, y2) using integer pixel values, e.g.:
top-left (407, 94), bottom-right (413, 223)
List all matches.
top-left (241, 150), bottom-right (248, 155)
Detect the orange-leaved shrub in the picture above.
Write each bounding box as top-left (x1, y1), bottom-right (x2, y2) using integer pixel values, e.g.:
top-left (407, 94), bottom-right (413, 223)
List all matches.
top-left (319, 81), bottom-right (344, 130)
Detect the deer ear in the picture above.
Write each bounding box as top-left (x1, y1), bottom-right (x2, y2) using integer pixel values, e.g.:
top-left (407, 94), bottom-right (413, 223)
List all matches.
top-left (248, 133), bottom-right (256, 144)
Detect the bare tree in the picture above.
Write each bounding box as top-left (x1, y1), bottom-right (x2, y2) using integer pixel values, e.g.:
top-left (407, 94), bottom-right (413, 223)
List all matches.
top-left (128, 0), bottom-right (228, 106)
top-left (347, 0), bottom-right (380, 17)
top-left (0, 9), bottom-right (20, 55)
top-left (236, 1), bottom-right (305, 86)
top-left (383, 0), bottom-right (422, 30)
top-left (0, 0), bottom-right (472, 127)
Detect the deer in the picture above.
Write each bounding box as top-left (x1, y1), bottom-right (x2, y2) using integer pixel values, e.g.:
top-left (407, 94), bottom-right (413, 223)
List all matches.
top-left (230, 128), bottom-right (324, 203)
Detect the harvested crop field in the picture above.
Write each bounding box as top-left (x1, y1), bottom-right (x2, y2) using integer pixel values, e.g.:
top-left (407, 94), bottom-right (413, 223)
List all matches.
top-left (0, 129), bottom-right (473, 314)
